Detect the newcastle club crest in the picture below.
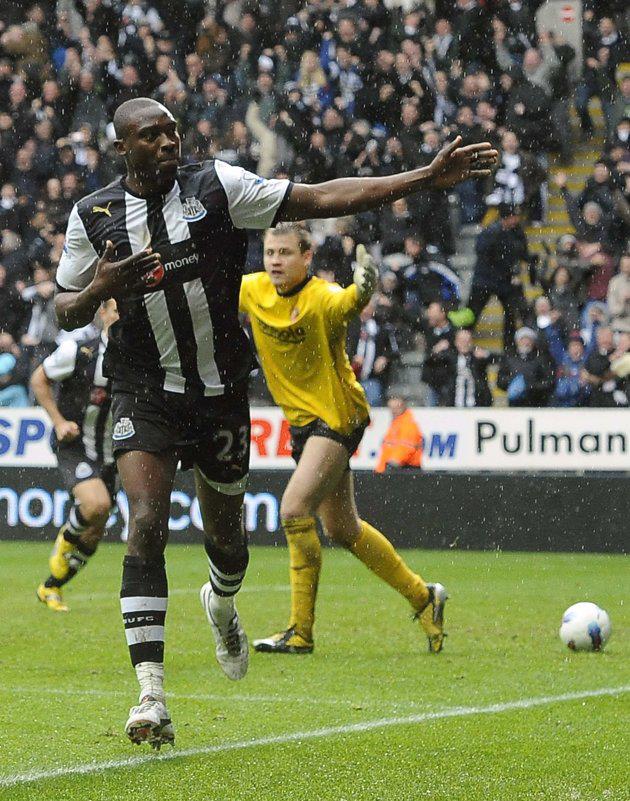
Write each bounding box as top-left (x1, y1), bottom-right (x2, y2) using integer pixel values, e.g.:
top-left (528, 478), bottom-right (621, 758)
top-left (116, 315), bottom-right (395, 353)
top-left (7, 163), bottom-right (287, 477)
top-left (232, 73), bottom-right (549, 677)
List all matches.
top-left (181, 196), bottom-right (207, 222)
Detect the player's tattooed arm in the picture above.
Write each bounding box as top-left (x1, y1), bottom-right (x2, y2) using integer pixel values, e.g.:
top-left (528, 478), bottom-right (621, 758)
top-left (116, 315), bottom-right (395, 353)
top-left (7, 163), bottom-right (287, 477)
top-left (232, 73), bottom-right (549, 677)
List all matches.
top-left (55, 241), bottom-right (162, 329)
top-left (279, 137), bottom-right (498, 220)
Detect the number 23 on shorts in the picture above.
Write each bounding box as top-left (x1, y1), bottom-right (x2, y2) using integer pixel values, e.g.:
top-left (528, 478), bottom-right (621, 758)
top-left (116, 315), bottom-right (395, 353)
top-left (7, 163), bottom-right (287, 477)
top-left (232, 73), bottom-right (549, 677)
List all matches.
top-left (214, 425), bottom-right (249, 462)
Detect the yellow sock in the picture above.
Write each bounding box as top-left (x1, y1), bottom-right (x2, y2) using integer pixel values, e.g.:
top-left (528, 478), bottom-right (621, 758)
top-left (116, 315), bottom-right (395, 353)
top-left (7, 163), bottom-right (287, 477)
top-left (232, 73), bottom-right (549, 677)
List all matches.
top-left (48, 527), bottom-right (73, 581)
top-left (283, 516), bottom-right (321, 642)
top-left (350, 520), bottom-right (429, 611)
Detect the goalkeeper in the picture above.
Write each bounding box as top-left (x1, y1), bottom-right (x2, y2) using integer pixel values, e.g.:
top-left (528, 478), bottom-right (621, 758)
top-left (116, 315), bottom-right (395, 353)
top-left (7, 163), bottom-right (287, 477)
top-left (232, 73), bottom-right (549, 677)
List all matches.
top-left (240, 223), bottom-right (448, 655)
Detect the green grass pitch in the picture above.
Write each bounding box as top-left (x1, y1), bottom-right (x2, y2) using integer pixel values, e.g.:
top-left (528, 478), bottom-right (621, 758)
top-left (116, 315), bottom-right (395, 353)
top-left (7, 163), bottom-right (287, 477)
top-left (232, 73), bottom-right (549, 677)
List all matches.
top-left (0, 541), bottom-right (628, 801)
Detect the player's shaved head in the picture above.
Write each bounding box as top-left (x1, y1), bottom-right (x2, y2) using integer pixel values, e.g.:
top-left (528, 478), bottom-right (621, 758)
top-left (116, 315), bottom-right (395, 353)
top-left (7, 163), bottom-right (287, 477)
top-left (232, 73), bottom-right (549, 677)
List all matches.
top-left (113, 97), bottom-right (172, 139)
top-left (113, 97), bottom-right (180, 194)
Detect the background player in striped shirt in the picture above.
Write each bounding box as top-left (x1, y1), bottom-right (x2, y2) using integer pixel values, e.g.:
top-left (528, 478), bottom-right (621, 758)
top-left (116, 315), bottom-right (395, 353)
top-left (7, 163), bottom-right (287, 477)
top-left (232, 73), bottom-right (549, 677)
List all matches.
top-left (53, 97), bottom-right (496, 748)
top-left (241, 225), bottom-right (447, 655)
top-left (33, 300), bottom-right (118, 612)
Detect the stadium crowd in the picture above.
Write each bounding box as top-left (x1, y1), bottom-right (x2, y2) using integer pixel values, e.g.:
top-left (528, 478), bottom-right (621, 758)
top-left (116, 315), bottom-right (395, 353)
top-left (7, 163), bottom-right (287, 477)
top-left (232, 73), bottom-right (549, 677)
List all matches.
top-left (0, 0), bottom-right (629, 409)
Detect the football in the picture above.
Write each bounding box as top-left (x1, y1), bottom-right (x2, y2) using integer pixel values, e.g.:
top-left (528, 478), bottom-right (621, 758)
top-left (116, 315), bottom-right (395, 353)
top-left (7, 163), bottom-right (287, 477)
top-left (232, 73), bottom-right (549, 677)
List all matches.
top-left (559, 602), bottom-right (612, 651)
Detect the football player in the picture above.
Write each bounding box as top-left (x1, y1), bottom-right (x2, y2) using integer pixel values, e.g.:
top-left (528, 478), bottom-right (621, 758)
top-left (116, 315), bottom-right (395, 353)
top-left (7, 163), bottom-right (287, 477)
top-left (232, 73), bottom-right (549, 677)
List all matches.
top-left (34, 300), bottom-right (118, 611)
top-left (240, 224), bottom-right (448, 655)
top-left (54, 96), bottom-right (494, 747)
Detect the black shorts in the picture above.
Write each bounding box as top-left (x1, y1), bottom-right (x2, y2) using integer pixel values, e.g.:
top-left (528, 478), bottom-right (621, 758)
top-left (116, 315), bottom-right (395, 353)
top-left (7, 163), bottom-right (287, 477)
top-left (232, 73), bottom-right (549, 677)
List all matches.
top-left (289, 418), bottom-right (369, 467)
top-left (56, 443), bottom-right (117, 501)
top-left (110, 382), bottom-right (250, 485)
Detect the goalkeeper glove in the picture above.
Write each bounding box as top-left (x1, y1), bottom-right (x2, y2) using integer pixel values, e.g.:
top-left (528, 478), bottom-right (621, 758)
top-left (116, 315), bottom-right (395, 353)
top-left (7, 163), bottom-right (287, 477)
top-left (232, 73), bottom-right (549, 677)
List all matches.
top-left (353, 244), bottom-right (378, 303)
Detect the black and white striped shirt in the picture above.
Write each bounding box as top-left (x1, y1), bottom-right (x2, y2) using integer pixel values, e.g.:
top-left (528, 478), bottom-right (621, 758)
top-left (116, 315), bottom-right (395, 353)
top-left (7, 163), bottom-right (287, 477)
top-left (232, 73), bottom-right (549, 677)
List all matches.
top-left (56, 160), bottom-right (291, 395)
top-left (42, 335), bottom-right (113, 464)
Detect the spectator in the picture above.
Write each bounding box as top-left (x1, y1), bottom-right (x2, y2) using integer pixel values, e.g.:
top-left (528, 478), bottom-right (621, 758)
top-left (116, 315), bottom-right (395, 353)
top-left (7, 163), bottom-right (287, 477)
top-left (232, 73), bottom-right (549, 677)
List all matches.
top-left (485, 130), bottom-right (546, 223)
top-left (582, 326), bottom-right (629, 406)
top-left (610, 333), bottom-right (630, 397)
top-left (497, 327), bottom-right (554, 407)
top-left (607, 251), bottom-right (630, 333)
top-left (547, 31), bottom-right (577, 165)
top-left (580, 301), bottom-right (609, 350)
top-left (398, 100), bottom-right (423, 168)
top-left (1, 230), bottom-right (27, 281)
top-left (328, 46), bottom-right (363, 115)
top-left (544, 265), bottom-right (582, 332)
top-left (581, 246), bottom-right (618, 316)
top-left (554, 171), bottom-right (620, 296)
top-left (491, 18), bottom-right (522, 73)
top-left (576, 17), bottom-right (627, 137)
top-left (520, 39), bottom-right (559, 98)
top-left (12, 148), bottom-right (39, 199)
top-left (71, 70), bottom-right (108, 133)
top-left (413, 129), bottom-right (455, 255)
top-left (432, 70), bottom-right (458, 128)
top-left (380, 198), bottom-right (416, 256)
top-left (533, 295), bottom-right (567, 365)
top-left (504, 68), bottom-right (554, 153)
top-left (609, 76), bottom-right (630, 135)
top-left (372, 271), bottom-right (406, 334)
top-left (608, 116), bottom-right (630, 159)
top-left (7, 79), bottom-right (32, 148)
top-left (349, 301), bottom-right (399, 407)
top-left (375, 395), bottom-right (423, 473)
top-left (469, 204), bottom-right (530, 349)
top-left (475, 101), bottom-right (501, 149)
top-left (417, 302), bottom-right (456, 407)
top-left (432, 19), bottom-right (457, 72)
top-left (0, 183), bottom-right (19, 232)
top-left (453, 104), bottom-right (485, 222)
top-left (0, 263), bottom-right (26, 337)
top-left (297, 50), bottom-right (329, 110)
top-left (584, 161), bottom-right (619, 211)
top-left (311, 217), bottom-right (357, 288)
top-left (19, 265), bottom-right (58, 363)
top-left (428, 328), bottom-right (494, 407)
top-left (82, 146), bottom-right (106, 194)
top-left (498, 0), bottom-right (536, 49)
top-left (191, 74), bottom-right (230, 129)
top-left (356, 49), bottom-right (403, 129)
top-left (551, 331), bottom-right (590, 408)
top-left (452, 0), bottom-right (493, 71)
top-left (535, 235), bottom-right (591, 305)
top-left (400, 234), bottom-right (462, 322)
top-left (0, 332), bottom-right (29, 407)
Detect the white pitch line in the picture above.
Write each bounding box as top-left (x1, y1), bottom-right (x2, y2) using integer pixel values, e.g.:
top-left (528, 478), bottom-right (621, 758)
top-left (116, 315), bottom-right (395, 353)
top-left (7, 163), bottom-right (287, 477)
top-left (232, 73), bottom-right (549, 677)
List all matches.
top-left (1, 686), bottom-right (627, 789)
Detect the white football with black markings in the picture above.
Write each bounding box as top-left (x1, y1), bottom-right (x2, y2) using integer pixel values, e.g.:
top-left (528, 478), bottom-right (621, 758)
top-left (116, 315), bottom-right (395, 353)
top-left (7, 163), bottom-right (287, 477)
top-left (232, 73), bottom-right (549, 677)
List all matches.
top-left (559, 602), bottom-right (611, 652)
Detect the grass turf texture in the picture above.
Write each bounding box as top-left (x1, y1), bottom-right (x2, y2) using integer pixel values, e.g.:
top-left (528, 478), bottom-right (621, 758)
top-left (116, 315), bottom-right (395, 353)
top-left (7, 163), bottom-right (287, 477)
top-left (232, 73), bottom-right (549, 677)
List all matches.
top-left (0, 542), bottom-right (627, 801)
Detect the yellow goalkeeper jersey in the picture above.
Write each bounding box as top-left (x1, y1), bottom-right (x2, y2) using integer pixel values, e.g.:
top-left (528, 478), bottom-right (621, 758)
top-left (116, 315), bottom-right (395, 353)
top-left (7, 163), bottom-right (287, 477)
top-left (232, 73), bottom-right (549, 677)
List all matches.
top-left (239, 272), bottom-right (370, 434)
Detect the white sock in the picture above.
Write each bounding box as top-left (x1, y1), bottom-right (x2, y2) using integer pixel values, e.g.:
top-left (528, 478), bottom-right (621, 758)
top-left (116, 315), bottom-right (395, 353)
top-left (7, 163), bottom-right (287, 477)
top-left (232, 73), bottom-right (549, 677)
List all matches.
top-left (135, 661), bottom-right (165, 703)
top-left (209, 592), bottom-right (236, 631)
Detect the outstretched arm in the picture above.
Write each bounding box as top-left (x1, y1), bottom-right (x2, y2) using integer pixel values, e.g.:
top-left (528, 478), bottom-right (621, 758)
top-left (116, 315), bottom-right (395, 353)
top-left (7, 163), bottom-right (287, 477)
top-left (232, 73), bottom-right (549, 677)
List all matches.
top-left (278, 137), bottom-right (497, 221)
top-left (324, 245), bottom-right (378, 326)
top-left (353, 244), bottom-right (378, 306)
